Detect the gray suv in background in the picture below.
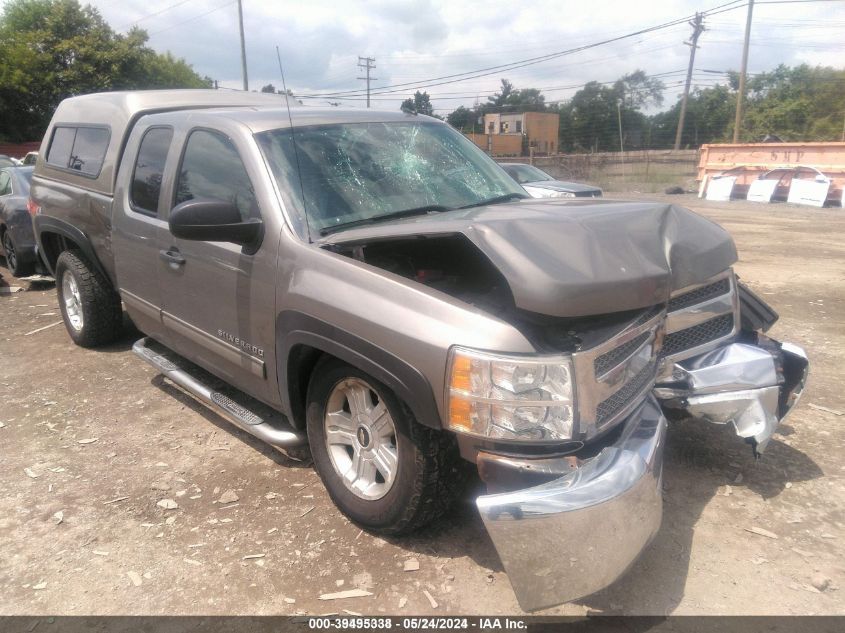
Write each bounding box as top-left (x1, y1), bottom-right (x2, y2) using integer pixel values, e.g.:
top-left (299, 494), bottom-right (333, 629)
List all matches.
top-left (30, 91), bottom-right (808, 611)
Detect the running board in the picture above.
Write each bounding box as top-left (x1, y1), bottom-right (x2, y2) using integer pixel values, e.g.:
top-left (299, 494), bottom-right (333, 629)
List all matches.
top-left (132, 337), bottom-right (306, 447)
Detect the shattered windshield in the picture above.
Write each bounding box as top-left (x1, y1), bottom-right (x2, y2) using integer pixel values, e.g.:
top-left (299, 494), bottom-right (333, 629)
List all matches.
top-left (256, 120), bottom-right (526, 238)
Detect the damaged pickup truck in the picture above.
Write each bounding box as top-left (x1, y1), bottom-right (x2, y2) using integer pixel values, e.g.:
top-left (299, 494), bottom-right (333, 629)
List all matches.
top-left (31, 91), bottom-right (808, 612)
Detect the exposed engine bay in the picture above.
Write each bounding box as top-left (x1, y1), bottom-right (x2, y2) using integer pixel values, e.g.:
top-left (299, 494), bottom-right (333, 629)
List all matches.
top-left (328, 234), bottom-right (661, 354)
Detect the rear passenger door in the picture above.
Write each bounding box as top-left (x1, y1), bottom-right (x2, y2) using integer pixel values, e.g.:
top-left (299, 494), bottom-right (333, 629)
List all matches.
top-left (113, 124), bottom-right (175, 341)
top-left (157, 127), bottom-right (278, 403)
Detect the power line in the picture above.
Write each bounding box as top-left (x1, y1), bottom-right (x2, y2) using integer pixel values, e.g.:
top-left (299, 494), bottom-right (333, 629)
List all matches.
top-left (116, 0), bottom-right (196, 32)
top-left (300, 1), bottom-right (748, 100)
top-left (147, 0), bottom-right (236, 36)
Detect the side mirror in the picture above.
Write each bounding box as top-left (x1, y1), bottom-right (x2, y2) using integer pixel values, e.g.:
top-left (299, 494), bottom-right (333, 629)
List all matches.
top-left (169, 198), bottom-right (263, 248)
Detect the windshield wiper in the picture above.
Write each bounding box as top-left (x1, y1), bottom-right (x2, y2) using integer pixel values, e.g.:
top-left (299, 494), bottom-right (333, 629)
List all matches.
top-left (319, 205), bottom-right (452, 236)
top-left (458, 192), bottom-right (528, 210)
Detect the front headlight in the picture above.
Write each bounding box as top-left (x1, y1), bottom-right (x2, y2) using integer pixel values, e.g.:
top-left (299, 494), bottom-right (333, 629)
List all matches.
top-left (549, 190), bottom-right (576, 198)
top-left (446, 347), bottom-right (575, 441)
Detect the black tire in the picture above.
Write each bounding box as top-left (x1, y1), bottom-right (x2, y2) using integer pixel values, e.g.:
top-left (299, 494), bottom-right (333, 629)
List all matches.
top-left (306, 357), bottom-right (465, 535)
top-left (2, 229), bottom-right (34, 277)
top-left (55, 250), bottom-right (123, 347)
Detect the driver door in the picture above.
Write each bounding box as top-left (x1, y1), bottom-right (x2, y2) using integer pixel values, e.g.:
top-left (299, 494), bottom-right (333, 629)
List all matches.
top-left (157, 127), bottom-right (278, 403)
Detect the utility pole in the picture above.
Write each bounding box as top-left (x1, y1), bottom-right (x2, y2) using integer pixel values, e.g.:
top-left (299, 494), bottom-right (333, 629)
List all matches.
top-left (237, 0), bottom-right (248, 91)
top-left (733, 0), bottom-right (754, 143)
top-left (357, 56), bottom-right (376, 108)
top-left (617, 99), bottom-right (624, 154)
top-left (674, 12), bottom-right (705, 150)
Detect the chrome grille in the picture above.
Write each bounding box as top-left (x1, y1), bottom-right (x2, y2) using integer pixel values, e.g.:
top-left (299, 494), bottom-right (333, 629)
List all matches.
top-left (573, 309), bottom-right (664, 438)
top-left (594, 332), bottom-right (650, 377)
top-left (661, 313), bottom-right (734, 358)
top-left (668, 278), bottom-right (730, 311)
top-left (571, 270), bottom-right (738, 439)
top-left (662, 270), bottom-right (739, 364)
top-left (596, 360), bottom-right (658, 427)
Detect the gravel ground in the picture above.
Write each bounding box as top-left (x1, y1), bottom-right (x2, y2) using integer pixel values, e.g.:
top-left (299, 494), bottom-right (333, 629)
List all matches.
top-left (1, 193), bottom-right (843, 616)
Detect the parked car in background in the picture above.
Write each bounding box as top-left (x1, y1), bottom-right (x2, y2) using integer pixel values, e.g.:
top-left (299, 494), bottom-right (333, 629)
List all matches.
top-left (0, 165), bottom-right (38, 276)
top-left (500, 162), bottom-right (602, 198)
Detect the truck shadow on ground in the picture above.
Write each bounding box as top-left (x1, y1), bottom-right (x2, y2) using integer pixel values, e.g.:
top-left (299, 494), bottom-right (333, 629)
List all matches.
top-left (148, 374), bottom-right (312, 470)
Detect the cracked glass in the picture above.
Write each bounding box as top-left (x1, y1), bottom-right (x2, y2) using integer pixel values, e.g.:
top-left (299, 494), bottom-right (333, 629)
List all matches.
top-left (256, 121), bottom-right (525, 238)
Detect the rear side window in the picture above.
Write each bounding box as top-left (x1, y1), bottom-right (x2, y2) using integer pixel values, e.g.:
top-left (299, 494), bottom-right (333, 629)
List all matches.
top-left (0, 171), bottom-right (11, 196)
top-left (131, 127), bottom-right (173, 215)
top-left (47, 127), bottom-right (76, 168)
top-left (46, 125), bottom-right (110, 177)
top-left (175, 129), bottom-right (258, 221)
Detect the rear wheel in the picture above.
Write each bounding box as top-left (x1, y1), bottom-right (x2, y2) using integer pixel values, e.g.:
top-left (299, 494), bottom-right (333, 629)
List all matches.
top-left (2, 230), bottom-right (34, 277)
top-left (55, 251), bottom-right (123, 347)
top-left (306, 357), bottom-right (465, 535)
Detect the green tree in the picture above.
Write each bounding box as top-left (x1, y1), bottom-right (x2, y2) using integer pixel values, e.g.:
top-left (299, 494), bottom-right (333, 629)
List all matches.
top-left (0, 0), bottom-right (211, 142)
top-left (446, 105), bottom-right (474, 131)
top-left (742, 64), bottom-right (845, 141)
top-left (400, 90), bottom-right (435, 116)
top-left (556, 71), bottom-right (664, 152)
top-left (613, 70), bottom-right (664, 110)
top-left (485, 79), bottom-right (546, 113)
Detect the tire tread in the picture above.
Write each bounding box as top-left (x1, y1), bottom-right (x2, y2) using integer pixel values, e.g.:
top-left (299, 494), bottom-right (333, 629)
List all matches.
top-left (56, 250), bottom-right (122, 347)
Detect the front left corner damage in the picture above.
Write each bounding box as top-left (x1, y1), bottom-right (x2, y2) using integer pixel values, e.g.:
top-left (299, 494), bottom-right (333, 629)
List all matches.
top-left (475, 396), bottom-right (666, 612)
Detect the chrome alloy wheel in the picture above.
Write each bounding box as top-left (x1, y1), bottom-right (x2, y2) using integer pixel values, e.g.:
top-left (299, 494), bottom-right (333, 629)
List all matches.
top-left (62, 270), bottom-right (84, 332)
top-left (324, 377), bottom-right (399, 500)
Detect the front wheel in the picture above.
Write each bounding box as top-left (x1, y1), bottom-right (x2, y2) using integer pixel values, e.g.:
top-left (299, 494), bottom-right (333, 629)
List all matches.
top-left (306, 357), bottom-right (465, 535)
top-left (55, 251), bottom-right (123, 347)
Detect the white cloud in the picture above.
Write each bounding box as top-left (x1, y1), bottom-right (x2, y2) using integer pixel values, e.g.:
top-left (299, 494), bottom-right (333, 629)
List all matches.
top-left (20, 0), bottom-right (845, 112)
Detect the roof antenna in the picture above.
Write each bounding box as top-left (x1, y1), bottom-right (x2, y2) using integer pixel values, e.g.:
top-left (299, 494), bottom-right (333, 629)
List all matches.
top-left (276, 45), bottom-right (313, 243)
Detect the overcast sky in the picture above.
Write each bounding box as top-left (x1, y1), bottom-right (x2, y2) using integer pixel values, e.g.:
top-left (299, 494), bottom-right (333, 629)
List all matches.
top-left (12, 0), bottom-right (845, 113)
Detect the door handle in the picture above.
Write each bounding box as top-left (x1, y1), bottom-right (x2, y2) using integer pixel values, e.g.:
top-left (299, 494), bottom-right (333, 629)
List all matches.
top-left (159, 248), bottom-right (185, 267)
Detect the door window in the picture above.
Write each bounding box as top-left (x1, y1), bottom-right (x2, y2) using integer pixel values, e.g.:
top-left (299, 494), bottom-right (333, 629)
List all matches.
top-left (130, 127), bottom-right (173, 216)
top-left (175, 130), bottom-right (258, 221)
top-left (0, 171), bottom-right (10, 196)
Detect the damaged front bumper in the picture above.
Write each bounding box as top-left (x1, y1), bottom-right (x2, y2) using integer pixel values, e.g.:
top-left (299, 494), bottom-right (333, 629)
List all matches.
top-left (475, 336), bottom-right (808, 612)
top-left (654, 336), bottom-right (809, 455)
top-left (477, 395), bottom-right (666, 612)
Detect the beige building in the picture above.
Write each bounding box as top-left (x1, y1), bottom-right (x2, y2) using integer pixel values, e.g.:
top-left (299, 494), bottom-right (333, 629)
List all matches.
top-left (478, 111), bottom-right (560, 156)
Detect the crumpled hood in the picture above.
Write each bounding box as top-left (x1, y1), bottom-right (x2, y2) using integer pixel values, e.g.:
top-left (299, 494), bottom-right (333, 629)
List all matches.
top-left (320, 199), bottom-right (738, 318)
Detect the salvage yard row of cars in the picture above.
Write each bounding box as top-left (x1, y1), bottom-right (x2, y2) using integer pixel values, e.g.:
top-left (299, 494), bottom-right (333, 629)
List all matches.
top-left (4, 90), bottom-right (809, 612)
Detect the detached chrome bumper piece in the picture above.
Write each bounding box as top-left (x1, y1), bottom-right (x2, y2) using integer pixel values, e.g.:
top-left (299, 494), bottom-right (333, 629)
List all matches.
top-left (477, 396), bottom-right (667, 612)
top-left (654, 337), bottom-right (809, 455)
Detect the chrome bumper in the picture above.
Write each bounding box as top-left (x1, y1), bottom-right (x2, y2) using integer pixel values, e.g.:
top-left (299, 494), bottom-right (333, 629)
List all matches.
top-left (476, 395), bottom-right (667, 612)
top-left (654, 337), bottom-right (809, 455)
top-left (475, 337), bottom-right (809, 612)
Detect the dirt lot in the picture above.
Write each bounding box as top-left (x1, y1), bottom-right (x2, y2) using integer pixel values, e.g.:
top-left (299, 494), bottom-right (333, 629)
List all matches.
top-left (1, 193), bottom-right (843, 617)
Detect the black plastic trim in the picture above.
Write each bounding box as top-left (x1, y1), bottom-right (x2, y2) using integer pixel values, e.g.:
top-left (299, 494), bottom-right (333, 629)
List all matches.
top-left (738, 280), bottom-right (779, 333)
top-left (33, 215), bottom-right (110, 282)
top-left (276, 311), bottom-right (442, 430)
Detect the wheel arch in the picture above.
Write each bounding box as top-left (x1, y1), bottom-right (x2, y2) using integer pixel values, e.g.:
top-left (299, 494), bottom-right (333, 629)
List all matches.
top-left (34, 215), bottom-right (109, 282)
top-left (277, 311), bottom-right (442, 432)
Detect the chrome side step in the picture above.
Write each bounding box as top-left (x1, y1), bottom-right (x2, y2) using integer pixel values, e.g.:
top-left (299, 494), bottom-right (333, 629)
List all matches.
top-left (132, 337), bottom-right (306, 447)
